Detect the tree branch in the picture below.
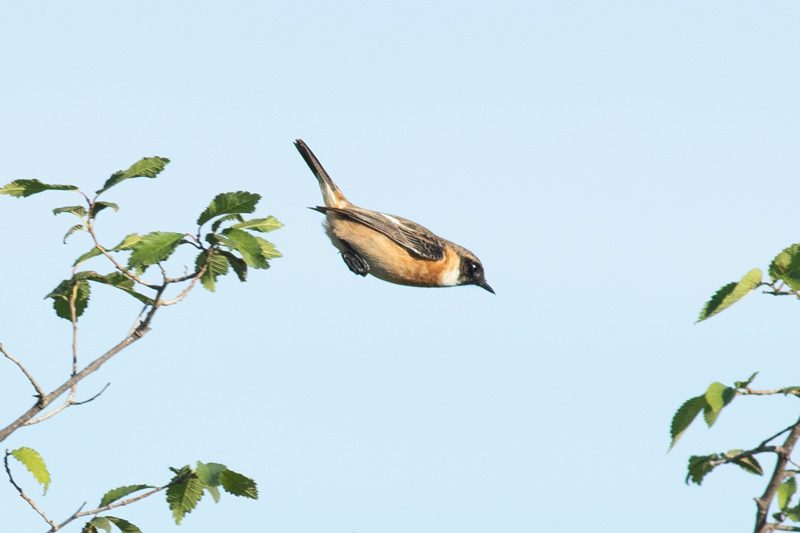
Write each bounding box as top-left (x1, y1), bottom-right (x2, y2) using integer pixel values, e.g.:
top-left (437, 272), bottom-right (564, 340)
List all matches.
top-left (755, 415), bottom-right (800, 533)
top-left (4, 450), bottom-right (57, 529)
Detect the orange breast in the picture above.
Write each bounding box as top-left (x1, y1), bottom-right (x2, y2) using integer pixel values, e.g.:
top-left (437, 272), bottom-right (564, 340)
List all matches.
top-left (325, 215), bottom-right (459, 287)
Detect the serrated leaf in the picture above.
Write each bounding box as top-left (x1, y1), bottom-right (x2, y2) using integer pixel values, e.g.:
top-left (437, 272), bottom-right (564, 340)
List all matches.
top-left (779, 477), bottom-right (797, 510)
top-left (89, 517), bottom-right (112, 532)
top-left (255, 236), bottom-right (282, 260)
top-left (11, 447), bottom-right (50, 495)
top-left (205, 485), bottom-right (221, 503)
top-left (90, 201), bottom-right (119, 219)
top-left (46, 278), bottom-right (91, 321)
top-left (98, 484), bottom-right (153, 507)
top-left (166, 475), bottom-right (204, 525)
top-left (219, 250), bottom-right (247, 282)
top-left (0, 179), bottom-right (78, 198)
top-left (196, 461), bottom-right (226, 487)
top-left (219, 469), bottom-right (258, 499)
top-left (90, 271), bottom-right (153, 305)
top-left (196, 250), bottom-right (230, 292)
top-left (697, 269), bottom-right (763, 322)
top-left (211, 214), bottom-right (245, 233)
top-left (705, 382), bottom-right (735, 413)
top-left (786, 504), bottom-right (800, 522)
top-left (74, 247), bottom-right (103, 267)
top-left (686, 454), bottom-right (717, 485)
top-left (64, 224), bottom-right (85, 244)
top-left (734, 371), bottom-right (759, 389)
top-left (106, 517), bottom-right (141, 533)
top-left (724, 450), bottom-right (763, 477)
top-left (670, 396), bottom-right (708, 449)
top-left (221, 228), bottom-right (269, 269)
top-left (111, 233), bottom-right (142, 252)
top-left (231, 216), bottom-right (283, 233)
top-left (53, 205), bottom-right (87, 218)
top-left (769, 244), bottom-right (800, 290)
top-left (197, 191), bottom-right (261, 226)
top-left (127, 232), bottom-right (185, 274)
top-left (96, 157), bottom-right (170, 195)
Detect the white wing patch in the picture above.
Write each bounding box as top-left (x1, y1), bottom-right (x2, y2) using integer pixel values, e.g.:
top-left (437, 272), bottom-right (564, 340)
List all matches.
top-left (380, 213), bottom-right (402, 225)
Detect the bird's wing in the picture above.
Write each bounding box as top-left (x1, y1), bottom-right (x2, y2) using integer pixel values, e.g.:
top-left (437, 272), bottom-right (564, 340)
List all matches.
top-left (312, 206), bottom-right (445, 261)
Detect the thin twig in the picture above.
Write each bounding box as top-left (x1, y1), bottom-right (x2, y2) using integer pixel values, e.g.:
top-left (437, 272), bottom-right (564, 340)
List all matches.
top-left (4, 450), bottom-right (57, 529)
top-left (740, 388), bottom-right (800, 398)
top-left (71, 383), bottom-right (110, 406)
top-left (49, 481), bottom-right (177, 531)
top-left (1, 343), bottom-right (45, 404)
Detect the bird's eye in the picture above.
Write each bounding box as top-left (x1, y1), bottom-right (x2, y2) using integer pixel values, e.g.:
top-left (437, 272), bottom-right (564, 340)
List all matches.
top-left (470, 262), bottom-right (481, 274)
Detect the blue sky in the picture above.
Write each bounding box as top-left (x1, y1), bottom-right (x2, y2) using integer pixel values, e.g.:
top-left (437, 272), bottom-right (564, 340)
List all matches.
top-left (2, 2), bottom-right (800, 531)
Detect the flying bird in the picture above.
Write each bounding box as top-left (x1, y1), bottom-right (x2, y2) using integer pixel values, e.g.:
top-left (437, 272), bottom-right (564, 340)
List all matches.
top-left (294, 139), bottom-right (493, 293)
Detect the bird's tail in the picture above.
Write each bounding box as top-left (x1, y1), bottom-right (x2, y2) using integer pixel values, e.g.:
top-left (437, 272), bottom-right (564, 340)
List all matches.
top-left (294, 139), bottom-right (348, 208)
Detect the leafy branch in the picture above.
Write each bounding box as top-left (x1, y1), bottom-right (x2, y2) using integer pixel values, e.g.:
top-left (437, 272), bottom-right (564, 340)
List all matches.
top-left (676, 241), bottom-right (800, 532)
top-left (0, 158), bottom-right (282, 443)
top-left (5, 448), bottom-right (256, 532)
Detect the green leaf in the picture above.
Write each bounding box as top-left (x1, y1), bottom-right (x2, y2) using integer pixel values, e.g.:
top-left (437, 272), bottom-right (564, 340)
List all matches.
top-left (725, 450), bottom-right (763, 477)
top-left (769, 244), bottom-right (800, 291)
top-left (73, 248), bottom-right (103, 267)
top-left (96, 157), bottom-right (170, 195)
top-left (82, 523), bottom-right (99, 533)
top-left (11, 447), bottom-right (50, 495)
top-left (734, 371), bottom-right (758, 389)
top-left (786, 504), bottom-right (800, 522)
top-left (205, 485), bottom-right (221, 503)
top-left (197, 191), bottom-right (261, 227)
top-left (704, 382), bottom-right (735, 414)
top-left (91, 271), bottom-right (154, 305)
top-left (221, 228), bottom-right (270, 269)
top-left (88, 517), bottom-right (111, 532)
top-left (166, 472), bottom-right (204, 525)
top-left (196, 461), bottom-right (227, 487)
top-left (779, 477), bottom-right (797, 510)
top-left (0, 179), bottom-right (78, 198)
top-left (46, 278), bottom-right (91, 321)
top-left (127, 232), bottom-right (185, 274)
top-left (64, 224), bottom-right (85, 244)
top-left (219, 250), bottom-right (247, 282)
top-left (196, 250), bottom-right (230, 292)
top-left (98, 484), bottom-right (153, 507)
top-left (219, 469), bottom-right (258, 499)
top-left (686, 454), bottom-right (717, 485)
top-left (111, 233), bottom-right (143, 252)
top-left (255, 236), bottom-right (282, 260)
top-left (211, 214), bottom-right (245, 233)
top-left (697, 268), bottom-right (763, 322)
top-left (670, 396), bottom-right (707, 449)
top-left (231, 216), bottom-right (283, 233)
top-left (53, 205), bottom-right (87, 218)
top-left (106, 517), bottom-right (141, 533)
top-left (90, 201), bottom-right (120, 219)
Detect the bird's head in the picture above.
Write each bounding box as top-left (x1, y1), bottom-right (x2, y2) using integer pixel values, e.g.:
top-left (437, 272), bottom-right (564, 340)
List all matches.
top-left (456, 247), bottom-right (494, 294)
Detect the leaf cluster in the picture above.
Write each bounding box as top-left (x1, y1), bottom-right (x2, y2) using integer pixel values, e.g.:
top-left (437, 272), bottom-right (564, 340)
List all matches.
top-left (8, 447), bottom-right (257, 532)
top-left (697, 243), bottom-right (800, 322)
top-left (1, 157), bottom-right (282, 322)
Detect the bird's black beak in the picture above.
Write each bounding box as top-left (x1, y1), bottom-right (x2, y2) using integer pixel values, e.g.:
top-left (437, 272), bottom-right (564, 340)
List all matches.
top-left (477, 280), bottom-right (495, 294)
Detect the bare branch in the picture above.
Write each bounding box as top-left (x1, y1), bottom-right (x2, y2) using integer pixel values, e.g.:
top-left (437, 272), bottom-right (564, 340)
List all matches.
top-left (4, 450), bottom-right (57, 529)
top-left (1, 343), bottom-right (45, 404)
top-left (740, 388), bottom-right (800, 399)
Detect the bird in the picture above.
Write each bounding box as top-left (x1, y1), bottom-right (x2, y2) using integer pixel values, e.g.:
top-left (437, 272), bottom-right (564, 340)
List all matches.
top-left (294, 139), bottom-right (494, 294)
